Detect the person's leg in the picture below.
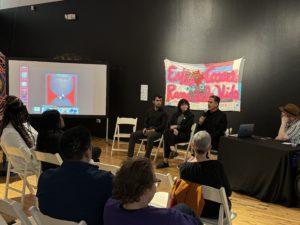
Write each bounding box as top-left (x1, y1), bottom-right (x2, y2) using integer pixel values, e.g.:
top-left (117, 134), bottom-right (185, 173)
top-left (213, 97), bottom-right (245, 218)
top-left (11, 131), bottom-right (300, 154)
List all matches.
top-left (91, 146), bottom-right (102, 162)
top-left (156, 130), bottom-right (174, 168)
top-left (173, 204), bottom-right (203, 225)
top-left (127, 130), bottom-right (145, 158)
top-left (144, 131), bottom-right (161, 158)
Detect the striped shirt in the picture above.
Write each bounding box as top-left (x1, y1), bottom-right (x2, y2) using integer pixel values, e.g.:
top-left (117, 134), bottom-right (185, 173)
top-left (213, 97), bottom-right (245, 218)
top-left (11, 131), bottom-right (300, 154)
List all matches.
top-left (286, 119), bottom-right (300, 145)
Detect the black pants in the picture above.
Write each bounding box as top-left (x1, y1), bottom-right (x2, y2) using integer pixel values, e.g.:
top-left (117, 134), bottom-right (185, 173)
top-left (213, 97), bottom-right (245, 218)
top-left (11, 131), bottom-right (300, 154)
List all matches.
top-left (163, 129), bottom-right (190, 158)
top-left (173, 204), bottom-right (203, 225)
top-left (92, 146), bottom-right (101, 162)
top-left (128, 130), bottom-right (162, 158)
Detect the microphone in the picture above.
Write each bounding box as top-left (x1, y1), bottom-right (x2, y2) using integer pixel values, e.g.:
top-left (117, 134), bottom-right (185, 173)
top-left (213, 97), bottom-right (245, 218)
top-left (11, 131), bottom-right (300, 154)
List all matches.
top-left (201, 110), bottom-right (207, 117)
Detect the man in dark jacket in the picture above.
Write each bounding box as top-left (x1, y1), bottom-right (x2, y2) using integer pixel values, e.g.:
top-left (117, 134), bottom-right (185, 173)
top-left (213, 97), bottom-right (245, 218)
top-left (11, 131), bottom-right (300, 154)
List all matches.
top-left (196, 95), bottom-right (227, 151)
top-left (37, 126), bottom-right (113, 225)
top-left (127, 95), bottom-right (168, 158)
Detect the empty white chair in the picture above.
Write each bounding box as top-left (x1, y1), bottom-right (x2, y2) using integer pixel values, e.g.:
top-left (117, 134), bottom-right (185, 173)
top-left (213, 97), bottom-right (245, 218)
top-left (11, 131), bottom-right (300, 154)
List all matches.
top-left (29, 206), bottom-right (86, 225)
top-left (0, 199), bottom-right (35, 225)
top-left (136, 135), bottom-right (163, 162)
top-left (149, 173), bottom-right (173, 208)
top-left (31, 150), bottom-right (63, 177)
top-left (111, 117), bottom-right (138, 156)
top-left (200, 186), bottom-right (236, 225)
top-left (1, 143), bottom-right (39, 207)
top-left (174, 123), bottom-right (197, 161)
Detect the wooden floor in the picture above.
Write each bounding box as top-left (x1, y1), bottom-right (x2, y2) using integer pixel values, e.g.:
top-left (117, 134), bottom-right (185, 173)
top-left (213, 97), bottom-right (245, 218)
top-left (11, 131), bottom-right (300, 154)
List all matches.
top-left (1, 137), bottom-right (300, 225)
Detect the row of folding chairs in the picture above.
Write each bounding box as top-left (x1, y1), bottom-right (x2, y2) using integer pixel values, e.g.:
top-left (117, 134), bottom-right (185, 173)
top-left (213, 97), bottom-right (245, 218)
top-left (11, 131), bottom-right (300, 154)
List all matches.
top-left (111, 117), bottom-right (198, 161)
top-left (0, 143), bottom-right (63, 207)
top-left (0, 198), bottom-right (86, 225)
top-left (0, 143), bottom-right (236, 225)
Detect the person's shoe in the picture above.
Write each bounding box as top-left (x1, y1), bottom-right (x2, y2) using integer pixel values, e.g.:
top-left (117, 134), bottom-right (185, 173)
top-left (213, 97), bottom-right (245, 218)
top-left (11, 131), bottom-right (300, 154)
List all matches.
top-left (169, 151), bottom-right (179, 159)
top-left (156, 162), bottom-right (169, 169)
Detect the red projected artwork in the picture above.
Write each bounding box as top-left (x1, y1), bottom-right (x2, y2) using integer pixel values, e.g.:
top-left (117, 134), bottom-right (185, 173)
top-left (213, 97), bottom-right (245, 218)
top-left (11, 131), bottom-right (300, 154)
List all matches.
top-left (46, 74), bottom-right (77, 107)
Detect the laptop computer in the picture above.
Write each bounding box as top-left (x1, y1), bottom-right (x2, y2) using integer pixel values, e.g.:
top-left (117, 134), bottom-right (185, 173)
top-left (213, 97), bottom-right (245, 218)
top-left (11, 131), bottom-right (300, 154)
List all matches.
top-left (238, 124), bottom-right (255, 138)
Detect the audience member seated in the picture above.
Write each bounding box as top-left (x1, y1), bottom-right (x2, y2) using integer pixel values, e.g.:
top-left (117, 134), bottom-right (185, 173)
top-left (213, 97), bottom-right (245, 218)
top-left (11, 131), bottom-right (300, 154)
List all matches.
top-left (179, 131), bottom-right (232, 219)
top-left (156, 99), bottom-right (194, 168)
top-left (37, 126), bottom-right (113, 225)
top-left (103, 158), bottom-right (202, 225)
top-left (275, 103), bottom-right (300, 145)
top-left (36, 110), bottom-right (64, 171)
top-left (195, 95), bottom-right (227, 151)
top-left (0, 95), bottom-right (39, 170)
top-left (37, 109), bottom-right (101, 169)
top-left (127, 94), bottom-right (167, 159)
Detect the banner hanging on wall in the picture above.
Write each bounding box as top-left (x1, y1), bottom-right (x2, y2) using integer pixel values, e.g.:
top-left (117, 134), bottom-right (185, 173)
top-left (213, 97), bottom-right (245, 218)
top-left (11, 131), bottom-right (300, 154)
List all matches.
top-left (164, 58), bottom-right (245, 111)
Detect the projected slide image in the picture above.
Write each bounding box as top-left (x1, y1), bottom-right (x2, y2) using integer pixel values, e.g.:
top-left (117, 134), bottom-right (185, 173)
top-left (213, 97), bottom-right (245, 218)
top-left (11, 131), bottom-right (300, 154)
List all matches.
top-left (46, 73), bottom-right (77, 107)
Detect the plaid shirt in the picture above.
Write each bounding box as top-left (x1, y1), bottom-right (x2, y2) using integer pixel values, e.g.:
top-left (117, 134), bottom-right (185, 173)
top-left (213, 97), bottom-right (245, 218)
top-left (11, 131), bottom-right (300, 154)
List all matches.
top-left (286, 119), bottom-right (300, 145)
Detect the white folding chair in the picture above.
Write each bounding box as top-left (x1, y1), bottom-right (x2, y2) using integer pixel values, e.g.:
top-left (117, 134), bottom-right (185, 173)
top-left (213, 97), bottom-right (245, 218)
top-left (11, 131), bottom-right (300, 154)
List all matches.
top-left (111, 117), bottom-right (138, 156)
top-left (0, 199), bottom-right (35, 225)
top-left (98, 163), bottom-right (120, 175)
top-left (136, 135), bottom-right (163, 162)
top-left (31, 150), bottom-right (63, 178)
top-left (174, 123), bottom-right (197, 161)
top-left (1, 143), bottom-right (39, 207)
top-left (29, 206), bottom-right (86, 225)
top-left (149, 173), bottom-right (173, 208)
top-left (200, 186), bottom-right (237, 225)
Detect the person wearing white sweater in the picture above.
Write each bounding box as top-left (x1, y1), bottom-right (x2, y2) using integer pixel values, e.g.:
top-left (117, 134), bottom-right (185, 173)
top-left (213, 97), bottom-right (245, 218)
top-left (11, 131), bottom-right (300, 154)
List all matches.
top-left (0, 96), bottom-right (38, 170)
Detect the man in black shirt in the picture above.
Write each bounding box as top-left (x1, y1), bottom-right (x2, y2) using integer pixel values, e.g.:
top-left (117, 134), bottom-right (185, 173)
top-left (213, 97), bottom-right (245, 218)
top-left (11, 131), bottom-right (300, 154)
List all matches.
top-left (196, 95), bottom-right (227, 150)
top-left (127, 95), bottom-right (168, 158)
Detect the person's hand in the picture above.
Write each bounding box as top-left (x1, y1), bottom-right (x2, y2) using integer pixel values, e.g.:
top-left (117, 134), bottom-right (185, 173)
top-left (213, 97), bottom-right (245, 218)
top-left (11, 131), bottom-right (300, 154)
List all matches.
top-left (199, 116), bottom-right (206, 125)
top-left (145, 129), bottom-right (155, 135)
top-left (281, 113), bottom-right (289, 124)
top-left (173, 129), bottom-right (179, 136)
top-left (170, 125), bottom-right (177, 130)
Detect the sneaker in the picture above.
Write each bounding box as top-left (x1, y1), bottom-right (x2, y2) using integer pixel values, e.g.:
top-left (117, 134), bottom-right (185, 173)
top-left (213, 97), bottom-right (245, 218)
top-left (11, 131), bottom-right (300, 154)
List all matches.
top-left (169, 151), bottom-right (179, 159)
top-left (156, 162), bottom-right (169, 169)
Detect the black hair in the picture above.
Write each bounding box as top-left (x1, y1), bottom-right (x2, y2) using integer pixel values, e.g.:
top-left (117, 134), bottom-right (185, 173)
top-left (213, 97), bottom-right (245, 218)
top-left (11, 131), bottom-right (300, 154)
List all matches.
top-left (39, 110), bottom-right (61, 131)
top-left (0, 96), bottom-right (34, 148)
top-left (209, 95), bottom-right (221, 104)
top-left (152, 94), bottom-right (163, 101)
top-left (60, 126), bottom-right (91, 160)
top-left (177, 99), bottom-right (190, 112)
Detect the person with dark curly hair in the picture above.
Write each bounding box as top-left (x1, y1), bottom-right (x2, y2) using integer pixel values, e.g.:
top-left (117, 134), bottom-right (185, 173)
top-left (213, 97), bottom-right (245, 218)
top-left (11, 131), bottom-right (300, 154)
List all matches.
top-left (104, 158), bottom-right (202, 225)
top-left (156, 99), bottom-right (195, 168)
top-left (0, 95), bottom-right (39, 170)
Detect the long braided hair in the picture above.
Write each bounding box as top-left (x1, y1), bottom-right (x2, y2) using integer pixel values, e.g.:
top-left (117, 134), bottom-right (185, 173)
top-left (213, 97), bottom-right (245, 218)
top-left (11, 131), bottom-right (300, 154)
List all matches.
top-left (0, 96), bottom-right (35, 148)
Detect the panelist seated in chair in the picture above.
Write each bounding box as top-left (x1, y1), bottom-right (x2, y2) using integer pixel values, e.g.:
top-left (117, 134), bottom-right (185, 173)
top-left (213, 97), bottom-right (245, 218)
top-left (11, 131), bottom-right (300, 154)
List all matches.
top-left (127, 94), bottom-right (167, 159)
top-left (195, 95), bottom-right (227, 151)
top-left (104, 158), bottom-right (202, 225)
top-left (37, 126), bottom-right (113, 225)
top-left (179, 131), bottom-right (232, 219)
top-left (275, 103), bottom-right (300, 145)
top-left (156, 99), bottom-right (194, 169)
top-left (0, 95), bottom-right (39, 171)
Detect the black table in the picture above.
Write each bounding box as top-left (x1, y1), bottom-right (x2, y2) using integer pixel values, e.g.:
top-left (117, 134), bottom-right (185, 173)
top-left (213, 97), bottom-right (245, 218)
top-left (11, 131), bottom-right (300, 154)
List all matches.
top-left (218, 136), bottom-right (300, 207)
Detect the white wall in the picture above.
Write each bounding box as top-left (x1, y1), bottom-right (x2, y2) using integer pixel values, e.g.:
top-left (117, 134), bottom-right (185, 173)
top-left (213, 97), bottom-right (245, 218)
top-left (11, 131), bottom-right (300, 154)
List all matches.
top-left (0, 0), bottom-right (63, 9)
